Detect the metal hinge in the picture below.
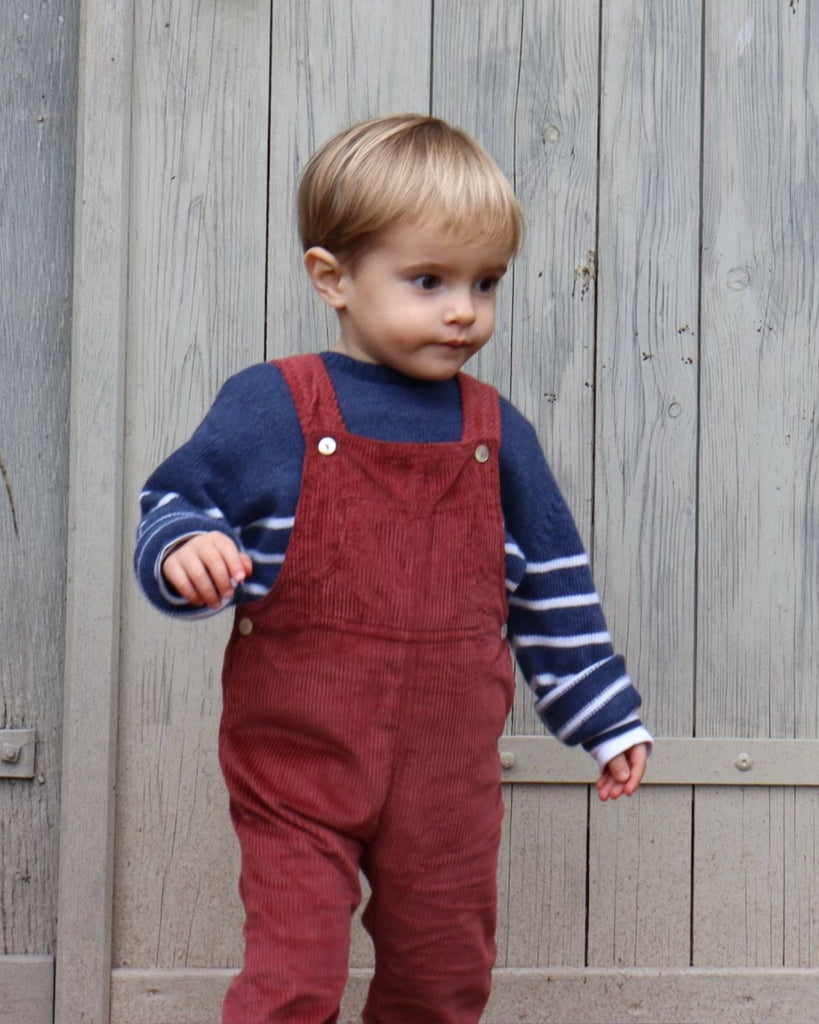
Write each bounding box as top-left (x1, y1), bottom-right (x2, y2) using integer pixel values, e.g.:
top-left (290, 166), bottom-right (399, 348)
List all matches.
top-left (0, 728), bottom-right (36, 778)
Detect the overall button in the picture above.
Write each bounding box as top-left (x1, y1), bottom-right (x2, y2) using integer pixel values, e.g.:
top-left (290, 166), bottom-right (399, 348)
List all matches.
top-left (238, 617), bottom-right (253, 636)
top-left (474, 444), bottom-right (490, 463)
top-left (318, 436), bottom-right (337, 456)
top-left (500, 623), bottom-right (508, 640)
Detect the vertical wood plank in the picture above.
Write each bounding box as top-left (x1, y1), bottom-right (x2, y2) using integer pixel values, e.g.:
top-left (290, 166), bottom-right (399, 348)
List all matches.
top-left (0, 0), bottom-right (77, 958)
top-left (694, 788), bottom-right (785, 966)
top-left (502, 786), bottom-right (588, 968)
top-left (266, 0), bottom-right (432, 361)
top-left (694, 0), bottom-right (819, 969)
top-left (697, 0), bottom-right (819, 739)
top-left (115, 0), bottom-right (270, 971)
top-left (588, 789), bottom-right (692, 967)
top-left (55, 0), bottom-right (132, 1018)
top-left (594, 0), bottom-right (701, 735)
top-left (589, 0), bottom-right (702, 968)
top-left (784, 789), bottom-right (819, 967)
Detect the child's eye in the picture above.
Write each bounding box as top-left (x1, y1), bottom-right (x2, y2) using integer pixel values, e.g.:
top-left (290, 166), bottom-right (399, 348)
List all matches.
top-left (474, 276), bottom-right (500, 294)
top-left (413, 274), bottom-right (440, 291)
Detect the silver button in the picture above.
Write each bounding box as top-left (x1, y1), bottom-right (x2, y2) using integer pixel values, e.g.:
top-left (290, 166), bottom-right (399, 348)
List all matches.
top-left (475, 444), bottom-right (490, 463)
top-left (500, 622), bottom-right (508, 640)
top-left (318, 436), bottom-right (337, 455)
top-left (238, 617), bottom-right (253, 636)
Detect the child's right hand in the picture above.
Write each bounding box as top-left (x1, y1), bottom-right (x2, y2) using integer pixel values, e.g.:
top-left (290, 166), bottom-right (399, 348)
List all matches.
top-left (161, 532), bottom-right (253, 610)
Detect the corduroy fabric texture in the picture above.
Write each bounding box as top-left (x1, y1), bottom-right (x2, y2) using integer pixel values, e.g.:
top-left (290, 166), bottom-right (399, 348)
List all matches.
top-left (219, 355), bottom-right (514, 1023)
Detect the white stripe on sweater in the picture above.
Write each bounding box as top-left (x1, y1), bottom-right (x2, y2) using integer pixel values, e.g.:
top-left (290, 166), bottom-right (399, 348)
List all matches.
top-left (555, 676), bottom-right (633, 743)
top-left (514, 631), bottom-right (611, 649)
top-left (534, 657), bottom-right (612, 711)
top-left (509, 592), bottom-right (600, 611)
top-left (245, 515), bottom-right (296, 530)
top-left (527, 554), bottom-right (589, 573)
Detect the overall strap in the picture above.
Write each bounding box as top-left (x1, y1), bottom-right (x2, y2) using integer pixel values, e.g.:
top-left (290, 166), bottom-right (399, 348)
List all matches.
top-left (457, 372), bottom-right (501, 443)
top-left (274, 354), bottom-right (346, 436)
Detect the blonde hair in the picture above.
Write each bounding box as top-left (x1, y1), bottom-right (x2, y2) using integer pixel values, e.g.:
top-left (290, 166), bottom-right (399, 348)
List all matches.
top-left (298, 114), bottom-right (523, 267)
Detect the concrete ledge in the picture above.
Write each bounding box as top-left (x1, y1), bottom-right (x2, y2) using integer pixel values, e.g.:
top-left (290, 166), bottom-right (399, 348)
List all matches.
top-left (0, 956), bottom-right (53, 1024)
top-left (111, 965), bottom-right (819, 1023)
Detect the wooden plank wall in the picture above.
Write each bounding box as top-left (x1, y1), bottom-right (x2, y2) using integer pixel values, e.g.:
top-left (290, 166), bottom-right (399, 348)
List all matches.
top-left (89, 0), bottom-right (819, 1022)
top-left (0, 0), bottom-right (77, 979)
top-left (695, 0), bottom-right (819, 968)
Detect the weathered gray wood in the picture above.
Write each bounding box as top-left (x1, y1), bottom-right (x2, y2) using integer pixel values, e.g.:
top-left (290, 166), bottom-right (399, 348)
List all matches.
top-left (501, 785), bottom-right (587, 967)
top-left (595, 0), bottom-right (701, 736)
top-left (109, 965), bottom-right (819, 1023)
top-left (694, 787), bottom-right (786, 966)
top-left (77, 0), bottom-right (819, 1018)
top-left (784, 789), bottom-right (819, 966)
top-left (114, 0), bottom-right (270, 974)
top-left (267, 0), bottom-right (432, 361)
top-left (694, 0), bottom-right (819, 972)
top-left (0, 956), bottom-right (53, 1024)
top-left (588, 789), bottom-right (692, 966)
top-left (500, 736), bottom-right (819, 786)
top-left (0, 0), bottom-right (77, 961)
top-left (53, 0), bottom-right (130, 1019)
top-left (589, 0), bottom-right (702, 970)
top-left (697, 2), bottom-right (819, 737)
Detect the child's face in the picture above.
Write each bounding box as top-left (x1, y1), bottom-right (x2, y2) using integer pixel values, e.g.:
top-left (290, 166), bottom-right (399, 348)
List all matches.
top-left (332, 220), bottom-right (510, 380)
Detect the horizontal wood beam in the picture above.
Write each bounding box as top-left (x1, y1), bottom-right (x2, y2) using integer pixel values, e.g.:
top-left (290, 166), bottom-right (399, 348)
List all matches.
top-left (498, 736), bottom-right (819, 786)
top-left (111, 966), bottom-right (819, 1023)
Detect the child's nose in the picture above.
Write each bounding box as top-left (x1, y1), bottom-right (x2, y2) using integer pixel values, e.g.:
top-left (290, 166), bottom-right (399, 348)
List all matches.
top-left (444, 289), bottom-right (476, 325)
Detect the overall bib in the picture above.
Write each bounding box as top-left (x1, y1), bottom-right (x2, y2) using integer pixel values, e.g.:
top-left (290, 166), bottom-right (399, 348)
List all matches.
top-left (219, 355), bottom-right (514, 1023)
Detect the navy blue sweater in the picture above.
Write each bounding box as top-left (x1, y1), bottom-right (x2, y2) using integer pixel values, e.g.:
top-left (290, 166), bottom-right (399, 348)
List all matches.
top-left (135, 352), bottom-right (651, 770)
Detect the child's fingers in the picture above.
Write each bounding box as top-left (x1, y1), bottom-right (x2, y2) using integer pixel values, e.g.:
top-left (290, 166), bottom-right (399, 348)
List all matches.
top-left (171, 551), bottom-right (226, 608)
top-left (622, 745), bottom-right (648, 796)
top-left (596, 744), bottom-right (649, 802)
top-left (163, 533), bottom-right (246, 609)
top-left (206, 532), bottom-right (253, 586)
top-left (161, 555), bottom-right (209, 607)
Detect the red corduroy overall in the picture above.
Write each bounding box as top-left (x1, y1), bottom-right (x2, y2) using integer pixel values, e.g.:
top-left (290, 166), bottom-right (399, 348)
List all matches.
top-left (219, 355), bottom-right (514, 1024)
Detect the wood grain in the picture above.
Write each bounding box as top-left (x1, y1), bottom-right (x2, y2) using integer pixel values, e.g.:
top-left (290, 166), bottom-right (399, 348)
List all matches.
top-left (0, 0), bottom-right (77, 961)
top-left (588, 0), bottom-right (702, 968)
top-left (694, 0), bottom-right (819, 972)
top-left (115, 0), bottom-right (270, 971)
top-left (54, 0), bottom-right (129, 1018)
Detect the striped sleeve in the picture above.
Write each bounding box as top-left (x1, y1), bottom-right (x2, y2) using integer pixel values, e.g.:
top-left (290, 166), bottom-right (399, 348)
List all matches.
top-left (500, 401), bottom-right (653, 770)
top-left (133, 363), bottom-right (304, 617)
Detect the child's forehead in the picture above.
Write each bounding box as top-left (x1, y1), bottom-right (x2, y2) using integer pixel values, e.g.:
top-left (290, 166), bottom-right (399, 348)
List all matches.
top-left (371, 217), bottom-right (513, 265)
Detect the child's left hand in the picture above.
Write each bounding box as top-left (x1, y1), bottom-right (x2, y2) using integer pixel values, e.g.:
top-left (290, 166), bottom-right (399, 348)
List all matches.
top-left (596, 743), bottom-right (648, 802)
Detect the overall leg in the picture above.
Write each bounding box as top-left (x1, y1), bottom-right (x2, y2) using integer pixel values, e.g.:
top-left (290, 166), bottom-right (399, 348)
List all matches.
top-left (361, 640), bottom-right (511, 1024)
top-left (222, 803), bottom-right (362, 1024)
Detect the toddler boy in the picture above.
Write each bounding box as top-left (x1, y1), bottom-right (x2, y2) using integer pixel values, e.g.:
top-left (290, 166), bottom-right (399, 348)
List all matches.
top-left (135, 113), bottom-right (652, 1024)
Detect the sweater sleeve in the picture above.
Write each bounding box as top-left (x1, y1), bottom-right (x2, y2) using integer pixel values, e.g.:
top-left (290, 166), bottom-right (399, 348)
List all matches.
top-left (133, 363), bottom-right (304, 617)
top-left (500, 399), bottom-right (653, 770)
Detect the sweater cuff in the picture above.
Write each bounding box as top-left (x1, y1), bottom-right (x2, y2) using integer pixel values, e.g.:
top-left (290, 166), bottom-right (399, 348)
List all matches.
top-left (587, 725), bottom-right (654, 774)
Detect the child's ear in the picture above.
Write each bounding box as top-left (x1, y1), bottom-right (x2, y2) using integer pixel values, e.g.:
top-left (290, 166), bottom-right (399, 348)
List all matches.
top-left (303, 247), bottom-right (347, 310)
